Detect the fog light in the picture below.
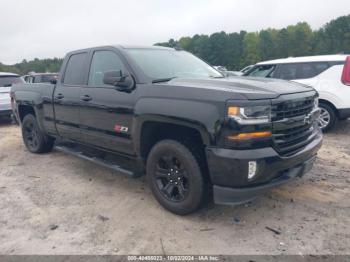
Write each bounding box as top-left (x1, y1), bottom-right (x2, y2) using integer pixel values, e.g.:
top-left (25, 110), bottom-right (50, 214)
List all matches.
top-left (248, 161), bottom-right (257, 180)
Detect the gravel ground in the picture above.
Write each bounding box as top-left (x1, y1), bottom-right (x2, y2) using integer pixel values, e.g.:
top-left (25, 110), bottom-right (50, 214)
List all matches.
top-left (0, 119), bottom-right (349, 255)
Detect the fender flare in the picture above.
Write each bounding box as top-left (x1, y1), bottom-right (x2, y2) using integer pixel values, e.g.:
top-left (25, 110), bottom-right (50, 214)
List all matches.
top-left (132, 114), bottom-right (213, 156)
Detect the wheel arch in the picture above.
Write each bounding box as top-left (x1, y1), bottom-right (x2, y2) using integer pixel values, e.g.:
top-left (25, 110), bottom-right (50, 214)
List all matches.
top-left (319, 99), bottom-right (339, 118)
top-left (135, 116), bottom-right (212, 163)
top-left (17, 102), bottom-right (46, 133)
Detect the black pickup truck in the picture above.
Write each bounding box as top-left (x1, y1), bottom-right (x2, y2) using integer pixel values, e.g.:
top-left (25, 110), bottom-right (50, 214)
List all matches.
top-left (11, 45), bottom-right (322, 215)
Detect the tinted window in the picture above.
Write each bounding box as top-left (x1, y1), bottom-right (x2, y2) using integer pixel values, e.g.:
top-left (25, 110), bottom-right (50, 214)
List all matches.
top-left (277, 62), bottom-right (330, 80)
top-left (88, 51), bottom-right (124, 86)
top-left (33, 76), bottom-right (42, 83)
top-left (246, 65), bottom-right (276, 77)
top-left (329, 61), bottom-right (345, 66)
top-left (63, 53), bottom-right (88, 85)
top-left (0, 76), bottom-right (24, 87)
top-left (41, 74), bottom-right (57, 83)
top-left (278, 64), bottom-right (298, 80)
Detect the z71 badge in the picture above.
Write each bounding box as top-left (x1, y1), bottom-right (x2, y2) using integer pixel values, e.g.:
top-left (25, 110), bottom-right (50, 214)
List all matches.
top-left (114, 124), bottom-right (128, 133)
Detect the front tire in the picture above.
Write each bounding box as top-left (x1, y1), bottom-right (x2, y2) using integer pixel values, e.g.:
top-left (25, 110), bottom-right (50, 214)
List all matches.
top-left (146, 140), bottom-right (207, 215)
top-left (318, 103), bottom-right (337, 132)
top-left (21, 114), bottom-right (54, 153)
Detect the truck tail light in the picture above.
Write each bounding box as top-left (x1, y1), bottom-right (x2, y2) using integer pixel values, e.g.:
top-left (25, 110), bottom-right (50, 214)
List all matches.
top-left (341, 56), bottom-right (350, 85)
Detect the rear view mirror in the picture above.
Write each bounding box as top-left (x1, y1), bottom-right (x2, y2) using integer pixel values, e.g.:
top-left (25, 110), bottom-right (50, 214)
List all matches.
top-left (103, 70), bottom-right (135, 92)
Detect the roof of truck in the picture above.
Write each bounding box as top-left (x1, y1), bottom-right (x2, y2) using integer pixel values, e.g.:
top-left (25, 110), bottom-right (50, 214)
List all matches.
top-left (117, 45), bottom-right (174, 50)
top-left (257, 54), bottom-right (349, 65)
top-left (67, 45), bottom-right (176, 56)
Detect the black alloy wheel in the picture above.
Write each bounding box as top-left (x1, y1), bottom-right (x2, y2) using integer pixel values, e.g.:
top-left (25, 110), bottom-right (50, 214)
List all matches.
top-left (21, 114), bottom-right (54, 153)
top-left (147, 139), bottom-right (207, 215)
top-left (155, 155), bottom-right (189, 202)
top-left (23, 119), bottom-right (40, 151)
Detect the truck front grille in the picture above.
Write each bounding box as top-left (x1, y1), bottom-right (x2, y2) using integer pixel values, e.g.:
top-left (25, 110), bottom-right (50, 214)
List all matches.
top-left (272, 94), bottom-right (317, 156)
top-left (272, 97), bottom-right (314, 121)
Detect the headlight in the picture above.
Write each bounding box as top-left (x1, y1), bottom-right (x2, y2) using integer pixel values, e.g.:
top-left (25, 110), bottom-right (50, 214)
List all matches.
top-left (227, 105), bottom-right (271, 124)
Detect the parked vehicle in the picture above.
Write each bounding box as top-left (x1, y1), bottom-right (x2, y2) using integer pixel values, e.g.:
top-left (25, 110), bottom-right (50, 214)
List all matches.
top-left (0, 72), bottom-right (24, 118)
top-left (213, 65), bottom-right (241, 76)
top-left (240, 65), bottom-right (254, 74)
top-left (23, 73), bottom-right (58, 84)
top-left (243, 55), bottom-right (350, 131)
top-left (11, 45), bottom-right (322, 215)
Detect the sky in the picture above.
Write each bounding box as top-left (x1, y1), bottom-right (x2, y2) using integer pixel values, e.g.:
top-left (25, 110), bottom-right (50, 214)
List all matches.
top-left (0, 0), bottom-right (349, 64)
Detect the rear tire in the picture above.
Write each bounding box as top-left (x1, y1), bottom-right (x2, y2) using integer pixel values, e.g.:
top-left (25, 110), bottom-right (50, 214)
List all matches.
top-left (21, 114), bottom-right (54, 153)
top-left (318, 103), bottom-right (337, 132)
top-left (146, 139), bottom-right (207, 215)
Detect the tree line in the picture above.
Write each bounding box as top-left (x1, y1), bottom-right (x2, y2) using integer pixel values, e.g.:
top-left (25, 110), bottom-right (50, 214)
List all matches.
top-left (0, 58), bottom-right (63, 75)
top-left (155, 14), bottom-right (350, 70)
top-left (0, 14), bottom-right (349, 75)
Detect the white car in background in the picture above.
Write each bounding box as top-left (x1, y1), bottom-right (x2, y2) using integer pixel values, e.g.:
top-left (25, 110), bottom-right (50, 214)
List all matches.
top-left (243, 55), bottom-right (350, 131)
top-left (0, 72), bottom-right (24, 119)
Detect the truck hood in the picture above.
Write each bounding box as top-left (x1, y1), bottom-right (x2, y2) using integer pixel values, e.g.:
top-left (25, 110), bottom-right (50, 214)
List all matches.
top-left (168, 76), bottom-right (314, 100)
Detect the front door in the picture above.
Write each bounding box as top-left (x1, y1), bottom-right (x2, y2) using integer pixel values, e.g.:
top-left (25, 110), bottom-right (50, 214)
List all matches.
top-left (79, 49), bottom-right (136, 155)
top-left (53, 52), bottom-right (89, 141)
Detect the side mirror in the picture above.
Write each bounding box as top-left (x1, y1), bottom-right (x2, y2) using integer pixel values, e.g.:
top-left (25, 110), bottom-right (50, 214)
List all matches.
top-left (103, 70), bottom-right (135, 91)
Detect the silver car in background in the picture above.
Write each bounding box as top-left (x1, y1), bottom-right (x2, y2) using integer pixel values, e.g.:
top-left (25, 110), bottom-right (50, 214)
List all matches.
top-left (0, 72), bottom-right (24, 118)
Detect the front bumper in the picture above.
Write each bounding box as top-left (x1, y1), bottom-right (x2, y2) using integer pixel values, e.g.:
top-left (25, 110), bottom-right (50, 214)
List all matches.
top-left (206, 131), bottom-right (322, 205)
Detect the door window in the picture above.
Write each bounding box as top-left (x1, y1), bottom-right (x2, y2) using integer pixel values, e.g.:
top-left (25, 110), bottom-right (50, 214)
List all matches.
top-left (278, 64), bottom-right (298, 80)
top-left (88, 51), bottom-right (125, 87)
top-left (278, 62), bottom-right (330, 80)
top-left (63, 52), bottom-right (88, 85)
top-left (33, 76), bottom-right (42, 83)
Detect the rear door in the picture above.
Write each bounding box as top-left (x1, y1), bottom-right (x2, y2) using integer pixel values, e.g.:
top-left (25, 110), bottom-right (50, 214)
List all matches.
top-left (53, 52), bottom-right (89, 141)
top-left (79, 48), bottom-right (136, 155)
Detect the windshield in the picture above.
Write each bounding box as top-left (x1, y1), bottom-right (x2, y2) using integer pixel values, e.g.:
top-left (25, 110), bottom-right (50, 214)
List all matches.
top-left (125, 49), bottom-right (223, 80)
top-left (0, 76), bottom-right (24, 87)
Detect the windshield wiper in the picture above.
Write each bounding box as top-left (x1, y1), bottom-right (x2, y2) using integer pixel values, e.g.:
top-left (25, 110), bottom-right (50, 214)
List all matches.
top-left (152, 77), bottom-right (177, 83)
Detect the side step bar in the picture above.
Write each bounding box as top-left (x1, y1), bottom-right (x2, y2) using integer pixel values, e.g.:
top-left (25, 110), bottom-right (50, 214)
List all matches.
top-left (55, 145), bottom-right (137, 177)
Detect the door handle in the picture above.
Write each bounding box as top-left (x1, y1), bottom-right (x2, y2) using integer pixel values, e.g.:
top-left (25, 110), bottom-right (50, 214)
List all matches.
top-left (80, 95), bottom-right (92, 102)
top-left (55, 93), bottom-right (64, 99)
